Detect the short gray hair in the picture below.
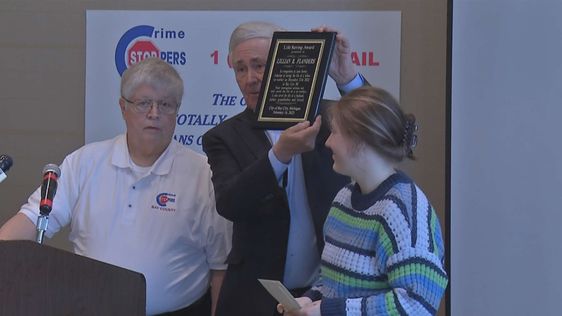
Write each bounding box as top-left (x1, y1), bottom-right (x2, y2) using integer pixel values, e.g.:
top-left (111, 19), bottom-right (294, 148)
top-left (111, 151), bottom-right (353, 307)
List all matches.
top-left (120, 57), bottom-right (184, 107)
top-left (229, 21), bottom-right (286, 54)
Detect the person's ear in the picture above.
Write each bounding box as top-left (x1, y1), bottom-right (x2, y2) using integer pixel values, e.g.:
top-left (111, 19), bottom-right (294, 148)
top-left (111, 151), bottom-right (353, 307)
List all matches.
top-left (227, 53), bottom-right (233, 69)
top-left (119, 98), bottom-right (127, 118)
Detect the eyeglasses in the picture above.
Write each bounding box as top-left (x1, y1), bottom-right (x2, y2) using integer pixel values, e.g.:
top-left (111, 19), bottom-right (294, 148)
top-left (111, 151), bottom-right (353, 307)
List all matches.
top-left (122, 97), bottom-right (178, 115)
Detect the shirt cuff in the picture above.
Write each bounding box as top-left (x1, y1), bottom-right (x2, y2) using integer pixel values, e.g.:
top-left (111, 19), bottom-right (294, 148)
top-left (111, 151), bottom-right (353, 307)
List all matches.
top-left (303, 289), bottom-right (323, 302)
top-left (19, 209), bottom-right (55, 239)
top-left (268, 149), bottom-right (289, 181)
top-left (337, 73), bottom-right (364, 94)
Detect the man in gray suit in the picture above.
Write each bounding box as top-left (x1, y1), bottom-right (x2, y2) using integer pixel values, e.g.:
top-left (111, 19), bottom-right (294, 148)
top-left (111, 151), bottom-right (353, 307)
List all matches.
top-left (202, 21), bottom-right (366, 316)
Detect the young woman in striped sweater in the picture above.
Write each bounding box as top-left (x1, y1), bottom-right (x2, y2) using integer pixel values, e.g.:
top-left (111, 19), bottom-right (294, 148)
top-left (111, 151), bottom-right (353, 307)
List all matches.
top-left (278, 86), bottom-right (448, 316)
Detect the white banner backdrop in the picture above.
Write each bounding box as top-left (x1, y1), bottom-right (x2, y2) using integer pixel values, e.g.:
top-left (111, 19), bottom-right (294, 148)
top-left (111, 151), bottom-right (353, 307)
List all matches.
top-left (86, 11), bottom-right (401, 153)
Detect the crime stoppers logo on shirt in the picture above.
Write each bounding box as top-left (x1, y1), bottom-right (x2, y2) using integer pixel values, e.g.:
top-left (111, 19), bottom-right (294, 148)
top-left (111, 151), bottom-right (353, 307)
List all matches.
top-left (152, 192), bottom-right (177, 212)
top-left (115, 25), bottom-right (187, 76)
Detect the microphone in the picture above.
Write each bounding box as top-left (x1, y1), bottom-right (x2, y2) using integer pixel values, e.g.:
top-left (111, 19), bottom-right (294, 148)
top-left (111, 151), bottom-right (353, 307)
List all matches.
top-left (39, 164), bottom-right (61, 216)
top-left (36, 163), bottom-right (61, 244)
top-left (0, 154), bottom-right (13, 184)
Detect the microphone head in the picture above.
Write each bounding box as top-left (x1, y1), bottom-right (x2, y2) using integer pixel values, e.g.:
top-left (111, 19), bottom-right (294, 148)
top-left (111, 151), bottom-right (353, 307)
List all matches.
top-left (42, 163), bottom-right (61, 177)
top-left (0, 154), bottom-right (13, 172)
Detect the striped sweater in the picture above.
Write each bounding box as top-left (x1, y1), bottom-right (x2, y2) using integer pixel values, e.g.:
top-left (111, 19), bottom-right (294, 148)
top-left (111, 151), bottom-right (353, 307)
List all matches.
top-left (304, 172), bottom-right (448, 315)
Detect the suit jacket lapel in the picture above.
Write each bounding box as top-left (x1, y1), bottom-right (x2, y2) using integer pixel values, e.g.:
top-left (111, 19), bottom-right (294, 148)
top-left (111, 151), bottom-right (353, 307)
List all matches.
top-left (233, 108), bottom-right (271, 159)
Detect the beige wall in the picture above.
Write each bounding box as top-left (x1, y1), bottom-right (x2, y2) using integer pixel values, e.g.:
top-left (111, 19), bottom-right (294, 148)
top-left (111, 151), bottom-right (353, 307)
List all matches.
top-left (0, 1), bottom-right (448, 314)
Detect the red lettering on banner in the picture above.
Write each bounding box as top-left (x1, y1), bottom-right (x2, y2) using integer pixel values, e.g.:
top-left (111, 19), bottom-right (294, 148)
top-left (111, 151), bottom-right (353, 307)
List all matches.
top-left (128, 40), bottom-right (160, 66)
top-left (351, 51), bottom-right (380, 66)
top-left (210, 50), bottom-right (231, 68)
top-left (211, 50), bottom-right (219, 64)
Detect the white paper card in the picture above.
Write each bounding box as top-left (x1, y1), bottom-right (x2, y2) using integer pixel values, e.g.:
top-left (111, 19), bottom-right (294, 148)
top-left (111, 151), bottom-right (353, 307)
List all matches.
top-left (258, 279), bottom-right (301, 311)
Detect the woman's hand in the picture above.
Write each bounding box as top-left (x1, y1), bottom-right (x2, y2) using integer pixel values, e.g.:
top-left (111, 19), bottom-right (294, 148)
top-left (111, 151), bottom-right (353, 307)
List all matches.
top-left (277, 297), bottom-right (321, 316)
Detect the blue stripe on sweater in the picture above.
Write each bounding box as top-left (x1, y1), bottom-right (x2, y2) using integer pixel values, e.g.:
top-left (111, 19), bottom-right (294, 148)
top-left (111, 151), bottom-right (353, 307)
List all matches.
top-left (410, 182), bottom-right (418, 247)
top-left (376, 214), bottom-right (399, 255)
top-left (384, 194), bottom-right (411, 228)
top-left (393, 274), bottom-right (445, 306)
top-left (408, 290), bottom-right (437, 315)
top-left (361, 297), bottom-right (368, 315)
top-left (322, 260), bottom-right (388, 283)
top-left (332, 201), bottom-right (388, 220)
top-left (387, 257), bottom-right (448, 279)
top-left (323, 216), bottom-right (381, 256)
top-left (427, 204), bottom-right (435, 253)
top-left (325, 234), bottom-right (377, 257)
top-left (321, 279), bottom-right (390, 296)
top-left (325, 205), bottom-right (399, 256)
top-left (393, 291), bottom-right (408, 316)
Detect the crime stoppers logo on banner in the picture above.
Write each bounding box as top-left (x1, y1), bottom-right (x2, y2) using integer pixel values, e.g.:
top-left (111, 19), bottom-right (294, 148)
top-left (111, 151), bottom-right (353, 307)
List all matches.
top-left (115, 25), bottom-right (187, 76)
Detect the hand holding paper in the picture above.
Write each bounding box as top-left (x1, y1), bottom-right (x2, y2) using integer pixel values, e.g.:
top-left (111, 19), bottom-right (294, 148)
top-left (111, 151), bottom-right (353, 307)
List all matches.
top-left (278, 298), bottom-right (321, 316)
top-left (258, 279), bottom-right (301, 311)
top-left (277, 297), bottom-right (313, 315)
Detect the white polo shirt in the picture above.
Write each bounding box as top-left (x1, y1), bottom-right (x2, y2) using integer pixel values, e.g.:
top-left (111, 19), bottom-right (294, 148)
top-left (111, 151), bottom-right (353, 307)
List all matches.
top-left (20, 134), bottom-right (231, 315)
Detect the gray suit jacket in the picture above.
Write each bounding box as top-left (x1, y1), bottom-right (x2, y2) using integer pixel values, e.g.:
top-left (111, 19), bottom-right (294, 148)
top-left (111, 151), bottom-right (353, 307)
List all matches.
top-left (202, 102), bottom-right (349, 316)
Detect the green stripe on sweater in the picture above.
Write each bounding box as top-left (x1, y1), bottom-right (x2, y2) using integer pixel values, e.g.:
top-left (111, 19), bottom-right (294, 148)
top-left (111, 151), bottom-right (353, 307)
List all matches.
top-left (323, 265), bottom-right (390, 289)
top-left (385, 291), bottom-right (400, 316)
top-left (330, 207), bottom-right (396, 258)
top-left (388, 263), bottom-right (448, 288)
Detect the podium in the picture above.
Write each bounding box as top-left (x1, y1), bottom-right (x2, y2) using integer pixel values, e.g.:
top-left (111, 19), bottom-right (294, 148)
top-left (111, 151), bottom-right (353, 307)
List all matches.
top-left (0, 240), bottom-right (146, 315)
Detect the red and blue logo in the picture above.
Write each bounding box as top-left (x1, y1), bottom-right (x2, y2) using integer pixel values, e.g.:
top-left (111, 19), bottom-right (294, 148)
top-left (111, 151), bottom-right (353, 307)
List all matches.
top-left (115, 25), bottom-right (187, 76)
top-left (156, 192), bottom-right (176, 207)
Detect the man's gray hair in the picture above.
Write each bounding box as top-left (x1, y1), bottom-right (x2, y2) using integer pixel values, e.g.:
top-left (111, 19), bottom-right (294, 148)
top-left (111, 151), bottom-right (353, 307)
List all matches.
top-left (229, 21), bottom-right (286, 53)
top-left (120, 57), bottom-right (184, 108)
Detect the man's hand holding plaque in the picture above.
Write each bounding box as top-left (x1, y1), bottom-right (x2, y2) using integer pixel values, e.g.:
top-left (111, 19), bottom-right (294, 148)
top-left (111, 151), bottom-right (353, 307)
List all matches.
top-left (255, 31), bottom-right (336, 129)
top-left (272, 116), bottom-right (322, 163)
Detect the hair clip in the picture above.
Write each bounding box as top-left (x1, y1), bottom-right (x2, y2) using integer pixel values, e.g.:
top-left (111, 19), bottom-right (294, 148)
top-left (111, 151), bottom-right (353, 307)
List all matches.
top-left (403, 115), bottom-right (418, 157)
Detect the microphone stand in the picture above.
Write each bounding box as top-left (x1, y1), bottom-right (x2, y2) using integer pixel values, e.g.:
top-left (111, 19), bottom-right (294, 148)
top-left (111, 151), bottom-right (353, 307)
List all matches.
top-left (35, 164), bottom-right (60, 244)
top-left (35, 214), bottom-right (49, 244)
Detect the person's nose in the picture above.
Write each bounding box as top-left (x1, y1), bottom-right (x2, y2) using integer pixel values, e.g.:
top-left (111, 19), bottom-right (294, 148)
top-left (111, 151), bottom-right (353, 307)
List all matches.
top-left (325, 133), bottom-right (333, 149)
top-left (247, 68), bottom-right (261, 86)
top-left (146, 101), bottom-right (161, 118)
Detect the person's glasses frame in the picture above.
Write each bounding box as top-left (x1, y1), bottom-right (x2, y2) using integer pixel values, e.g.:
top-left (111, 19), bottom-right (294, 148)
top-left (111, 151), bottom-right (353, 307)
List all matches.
top-left (122, 96), bottom-right (179, 115)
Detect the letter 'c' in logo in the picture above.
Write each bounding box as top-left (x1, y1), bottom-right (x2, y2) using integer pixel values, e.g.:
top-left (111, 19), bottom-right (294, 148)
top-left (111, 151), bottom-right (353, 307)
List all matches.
top-left (156, 193), bottom-right (176, 207)
top-left (115, 25), bottom-right (155, 76)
